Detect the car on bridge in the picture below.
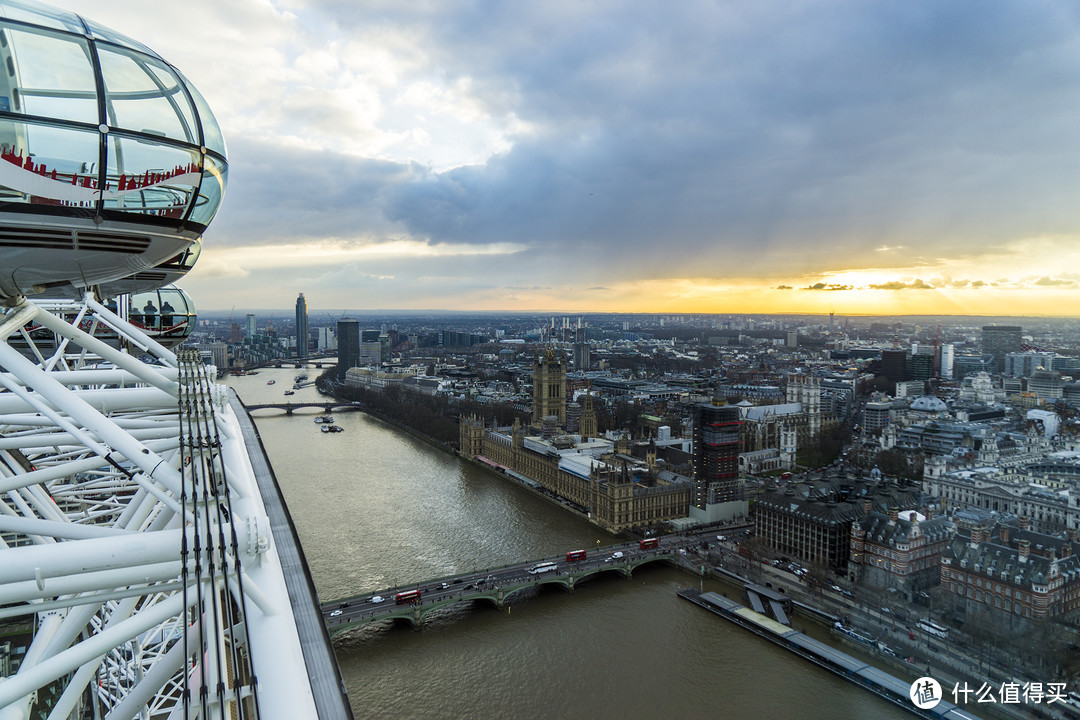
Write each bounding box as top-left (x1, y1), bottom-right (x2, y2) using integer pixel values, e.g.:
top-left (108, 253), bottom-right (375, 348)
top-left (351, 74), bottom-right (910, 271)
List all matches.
top-left (371, 596), bottom-right (385, 604)
top-left (329, 610), bottom-right (342, 617)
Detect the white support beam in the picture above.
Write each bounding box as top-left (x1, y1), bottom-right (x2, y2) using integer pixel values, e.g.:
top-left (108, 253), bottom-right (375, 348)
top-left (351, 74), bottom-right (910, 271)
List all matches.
top-left (0, 593), bottom-right (192, 710)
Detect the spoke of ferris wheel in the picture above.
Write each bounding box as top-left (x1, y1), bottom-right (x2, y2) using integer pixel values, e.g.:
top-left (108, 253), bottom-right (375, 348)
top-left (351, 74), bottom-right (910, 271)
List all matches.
top-left (13, 300), bottom-right (178, 393)
top-left (0, 298), bottom-right (273, 719)
top-left (101, 617), bottom-right (202, 720)
top-left (0, 345), bottom-right (184, 498)
top-left (0, 590), bottom-right (195, 709)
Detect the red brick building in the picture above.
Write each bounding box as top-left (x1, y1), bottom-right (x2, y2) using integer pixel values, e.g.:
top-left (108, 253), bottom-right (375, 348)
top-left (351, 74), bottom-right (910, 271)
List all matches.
top-left (940, 522), bottom-right (1080, 621)
top-left (849, 506), bottom-right (954, 600)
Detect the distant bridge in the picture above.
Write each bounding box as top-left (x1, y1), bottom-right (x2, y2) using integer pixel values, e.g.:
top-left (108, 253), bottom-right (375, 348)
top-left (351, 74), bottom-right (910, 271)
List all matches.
top-left (242, 401), bottom-right (364, 415)
top-left (320, 537), bottom-right (697, 635)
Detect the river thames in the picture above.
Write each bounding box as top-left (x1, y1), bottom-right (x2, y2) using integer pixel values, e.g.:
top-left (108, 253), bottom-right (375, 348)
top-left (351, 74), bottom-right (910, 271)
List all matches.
top-left (230, 368), bottom-right (910, 719)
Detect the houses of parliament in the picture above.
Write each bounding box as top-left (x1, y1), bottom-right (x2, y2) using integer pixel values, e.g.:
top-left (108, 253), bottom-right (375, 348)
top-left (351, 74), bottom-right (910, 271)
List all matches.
top-left (460, 348), bottom-right (693, 532)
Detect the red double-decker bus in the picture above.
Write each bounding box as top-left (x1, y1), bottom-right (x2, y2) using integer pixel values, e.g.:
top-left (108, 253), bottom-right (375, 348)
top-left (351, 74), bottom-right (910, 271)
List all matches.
top-left (395, 589), bottom-right (422, 604)
top-left (639, 537), bottom-right (659, 550)
top-left (565, 550), bottom-right (587, 562)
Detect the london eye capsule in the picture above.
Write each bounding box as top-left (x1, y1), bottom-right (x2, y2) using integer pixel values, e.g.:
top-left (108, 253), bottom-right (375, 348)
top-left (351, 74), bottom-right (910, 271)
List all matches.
top-left (0, 0), bottom-right (226, 301)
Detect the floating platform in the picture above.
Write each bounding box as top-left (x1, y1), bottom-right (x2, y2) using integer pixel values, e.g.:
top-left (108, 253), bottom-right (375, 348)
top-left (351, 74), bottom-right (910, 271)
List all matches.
top-left (678, 588), bottom-right (982, 720)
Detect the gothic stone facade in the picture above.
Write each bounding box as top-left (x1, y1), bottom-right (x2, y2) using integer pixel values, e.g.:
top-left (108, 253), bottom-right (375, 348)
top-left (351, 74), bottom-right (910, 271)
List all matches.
top-left (460, 416), bottom-right (690, 532)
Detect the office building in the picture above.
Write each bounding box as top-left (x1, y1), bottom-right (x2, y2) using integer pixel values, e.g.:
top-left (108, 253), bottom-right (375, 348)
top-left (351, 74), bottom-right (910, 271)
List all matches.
top-left (295, 292), bottom-right (309, 357)
top-left (982, 325), bottom-right (1022, 373)
top-left (245, 313), bottom-right (257, 342)
top-left (380, 333), bottom-right (391, 365)
top-left (317, 326), bottom-right (336, 352)
top-left (940, 343), bottom-right (955, 379)
top-left (573, 342), bottom-right (591, 371)
top-left (337, 318), bottom-right (361, 381)
top-left (359, 341), bottom-right (381, 366)
top-left (1028, 368), bottom-right (1064, 401)
top-left (880, 349), bottom-right (908, 390)
top-left (1004, 351), bottom-right (1056, 378)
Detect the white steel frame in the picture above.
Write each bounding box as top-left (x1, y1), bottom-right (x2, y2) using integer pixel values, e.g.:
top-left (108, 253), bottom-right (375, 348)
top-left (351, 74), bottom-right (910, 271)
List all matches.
top-left (0, 294), bottom-right (311, 720)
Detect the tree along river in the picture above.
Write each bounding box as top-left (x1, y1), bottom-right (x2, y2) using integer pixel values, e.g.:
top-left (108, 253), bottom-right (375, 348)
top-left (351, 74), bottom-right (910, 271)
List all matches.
top-left (230, 368), bottom-right (910, 719)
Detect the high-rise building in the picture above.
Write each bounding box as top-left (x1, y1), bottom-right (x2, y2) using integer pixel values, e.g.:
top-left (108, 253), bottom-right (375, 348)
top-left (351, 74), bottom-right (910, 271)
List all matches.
top-left (573, 342), bottom-right (591, 371)
top-left (1005, 351), bottom-right (1056, 378)
top-left (908, 353), bottom-right (933, 381)
top-left (880, 349), bottom-right (908, 390)
top-left (245, 313), bottom-right (257, 342)
top-left (982, 325), bottom-right (1022, 373)
top-left (691, 404), bottom-right (741, 509)
top-left (294, 293), bottom-right (309, 357)
top-left (532, 348), bottom-right (566, 427)
top-left (379, 333), bottom-right (391, 365)
top-left (336, 318), bottom-right (360, 381)
top-left (940, 343), bottom-right (955, 379)
top-left (317, 326), bottom-right (336, 351)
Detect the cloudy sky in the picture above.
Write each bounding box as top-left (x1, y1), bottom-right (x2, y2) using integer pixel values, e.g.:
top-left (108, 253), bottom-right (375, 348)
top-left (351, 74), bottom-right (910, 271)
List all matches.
top-left (51, 0), bottom-right (1080, 315)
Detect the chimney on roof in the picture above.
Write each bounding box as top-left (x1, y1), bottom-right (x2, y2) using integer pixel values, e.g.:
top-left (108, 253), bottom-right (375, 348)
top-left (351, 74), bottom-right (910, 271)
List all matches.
top-left (888, 506), bottom-right (898, 525)
top-left (1020, 516), bottom-right (1030, 531)
top-left (1019, 539), bottom-right (1031, 563)
top-left (1063, 543), bottom-right (1072, 559)
top-left (1000, 526), bottom-right (1009, 543)
top-left (864, 499), bottom-right (873, 515)
top-left (971, 525), bottom-right (985, 545)
top-left (1068, 528), bottom-right (1077, 543)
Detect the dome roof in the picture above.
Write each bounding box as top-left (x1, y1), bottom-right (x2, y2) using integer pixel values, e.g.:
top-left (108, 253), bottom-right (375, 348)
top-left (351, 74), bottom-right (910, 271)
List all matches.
top-left (0, 0), bottom-right (226, 299)
top-left (910, 395), bottom-right (948, 412)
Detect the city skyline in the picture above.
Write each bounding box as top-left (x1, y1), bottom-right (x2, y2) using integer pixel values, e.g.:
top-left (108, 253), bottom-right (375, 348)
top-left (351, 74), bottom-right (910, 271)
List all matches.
top-left (51, 0), bottom-right (1080, 317)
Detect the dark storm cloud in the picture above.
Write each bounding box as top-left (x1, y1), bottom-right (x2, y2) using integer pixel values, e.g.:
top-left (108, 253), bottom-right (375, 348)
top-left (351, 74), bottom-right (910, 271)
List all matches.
top-left (216, 1), bottom-right (1080, 284)
top-left (370, 1), bottom-right (1080, 276)
top-left (209, 137), bottom-right (419, 246)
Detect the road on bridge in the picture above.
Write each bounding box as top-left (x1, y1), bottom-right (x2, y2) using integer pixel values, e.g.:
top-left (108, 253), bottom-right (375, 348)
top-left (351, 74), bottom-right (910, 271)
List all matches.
top-left (319, 528), bottom-right (749, 630)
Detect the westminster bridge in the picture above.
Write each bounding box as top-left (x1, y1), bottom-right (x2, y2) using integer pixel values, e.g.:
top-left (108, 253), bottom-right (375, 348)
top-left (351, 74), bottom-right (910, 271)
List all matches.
top-left (320, 536), bottom-right (701, 636)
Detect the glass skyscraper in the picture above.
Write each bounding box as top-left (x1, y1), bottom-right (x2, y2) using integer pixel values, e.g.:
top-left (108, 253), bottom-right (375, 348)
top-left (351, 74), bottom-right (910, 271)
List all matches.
top-left (337, 317), bottom-right (360, 381)
top-left (982, 325), bottom-right (1022, 373)
top-left (295, 292), bottom-right (308, 357)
